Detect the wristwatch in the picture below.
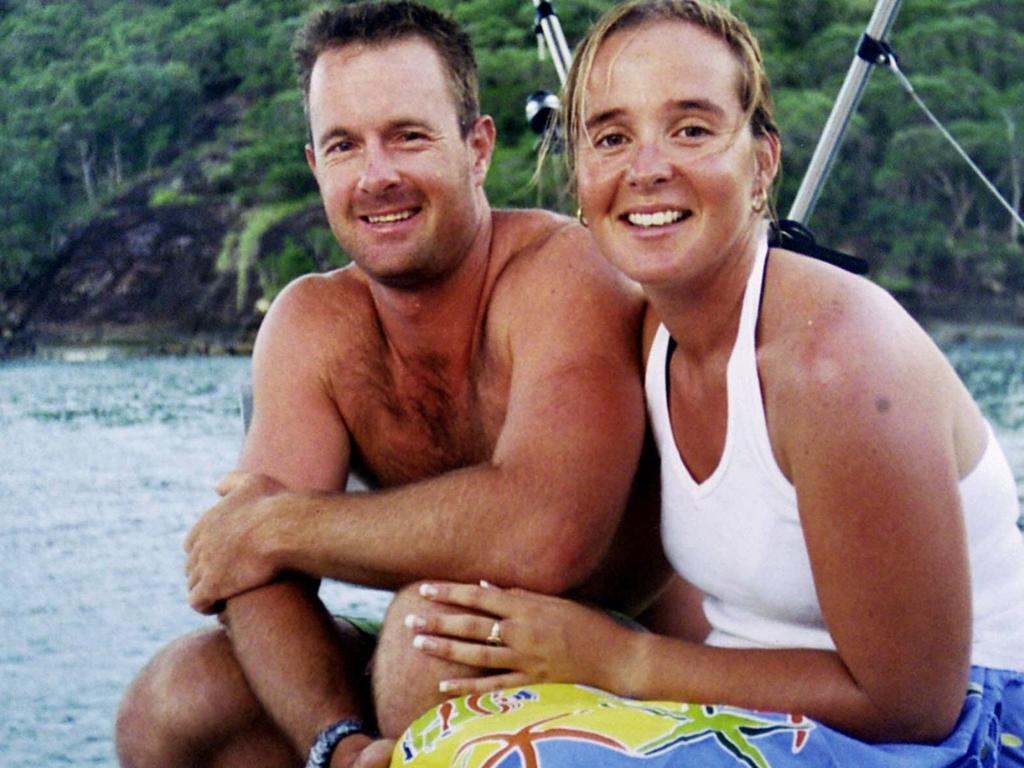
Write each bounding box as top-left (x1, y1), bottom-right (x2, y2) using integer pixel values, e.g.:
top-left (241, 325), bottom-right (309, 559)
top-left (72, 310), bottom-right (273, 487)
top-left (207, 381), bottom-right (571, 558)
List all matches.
top-left (305, 718), bottom-right (372, 768)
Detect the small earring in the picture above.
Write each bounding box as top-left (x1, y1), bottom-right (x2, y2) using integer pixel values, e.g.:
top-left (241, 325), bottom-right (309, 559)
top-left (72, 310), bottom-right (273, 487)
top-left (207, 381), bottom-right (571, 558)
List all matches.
top-left (752, 189), bottom-right (768, 214)
top-left (576, 207), bottom-right (589, 227)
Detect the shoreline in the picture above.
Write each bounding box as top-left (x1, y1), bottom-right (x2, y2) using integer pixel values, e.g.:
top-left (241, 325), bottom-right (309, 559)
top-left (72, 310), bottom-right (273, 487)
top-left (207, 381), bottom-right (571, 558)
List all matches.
top-left (3, 295), bottom-right (1022, 362)
top-left (27, 339), bottom-right (256, 362)
top-left (1, 328), bottom-right (256, 362)
top-left (920, 318), bottom-right (1024, 346)
top-left (4, 319), bottom-right (1022, 364)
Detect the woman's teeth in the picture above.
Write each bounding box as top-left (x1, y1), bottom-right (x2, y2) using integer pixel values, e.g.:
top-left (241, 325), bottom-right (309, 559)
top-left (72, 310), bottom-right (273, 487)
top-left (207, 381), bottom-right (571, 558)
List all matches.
top-left (626, 210), bottom-right (685, 228)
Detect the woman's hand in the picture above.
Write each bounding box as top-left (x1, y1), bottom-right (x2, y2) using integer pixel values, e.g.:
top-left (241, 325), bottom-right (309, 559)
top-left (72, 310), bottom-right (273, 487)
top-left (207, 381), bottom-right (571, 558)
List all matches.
top-left (407, 581), bottom-right (639, 696)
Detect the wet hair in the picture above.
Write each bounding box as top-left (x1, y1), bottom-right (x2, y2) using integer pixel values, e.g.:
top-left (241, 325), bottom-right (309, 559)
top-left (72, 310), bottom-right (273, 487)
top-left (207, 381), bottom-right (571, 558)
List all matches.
top-left (561, 0), bottom-right (779, 181)
top-left (294, 1), bottom-right (480, 137)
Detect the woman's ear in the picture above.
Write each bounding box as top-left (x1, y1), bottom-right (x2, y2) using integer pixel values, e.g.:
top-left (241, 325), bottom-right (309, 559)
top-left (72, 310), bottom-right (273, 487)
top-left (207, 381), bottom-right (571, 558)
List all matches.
top-left (753, 131), bottom-right (781, 198)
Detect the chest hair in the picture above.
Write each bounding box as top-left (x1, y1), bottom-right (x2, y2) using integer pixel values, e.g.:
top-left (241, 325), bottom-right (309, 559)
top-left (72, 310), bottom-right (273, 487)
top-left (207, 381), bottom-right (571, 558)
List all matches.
top-left (341, 345), bottom-right (508, 487)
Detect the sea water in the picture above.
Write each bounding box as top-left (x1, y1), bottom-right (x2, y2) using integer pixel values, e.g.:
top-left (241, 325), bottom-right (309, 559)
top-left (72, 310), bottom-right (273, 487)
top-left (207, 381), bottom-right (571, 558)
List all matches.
top-left (1, 342), bottom-right (1022, 767)
top-left (0, 355), bottom-right (390, 767)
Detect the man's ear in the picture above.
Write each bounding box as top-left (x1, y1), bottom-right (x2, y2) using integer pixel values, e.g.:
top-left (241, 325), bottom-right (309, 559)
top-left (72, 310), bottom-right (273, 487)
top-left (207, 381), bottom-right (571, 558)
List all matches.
top-left (468, 115), bottom-right (496, 185)
top-left (305, 143), bottom-right (319, 180)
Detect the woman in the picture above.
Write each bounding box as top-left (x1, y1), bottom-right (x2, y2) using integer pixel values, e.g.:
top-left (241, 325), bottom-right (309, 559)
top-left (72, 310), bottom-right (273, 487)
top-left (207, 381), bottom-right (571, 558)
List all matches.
top-left (404, 0), bottom-right (1024, 762)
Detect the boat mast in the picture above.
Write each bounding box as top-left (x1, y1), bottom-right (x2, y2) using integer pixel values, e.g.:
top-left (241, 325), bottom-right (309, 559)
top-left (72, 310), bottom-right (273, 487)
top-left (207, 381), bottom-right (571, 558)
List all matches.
top-left (786, 0), bottom-right (904, 224)
top-left (532, 0), bottom-right (573, 85)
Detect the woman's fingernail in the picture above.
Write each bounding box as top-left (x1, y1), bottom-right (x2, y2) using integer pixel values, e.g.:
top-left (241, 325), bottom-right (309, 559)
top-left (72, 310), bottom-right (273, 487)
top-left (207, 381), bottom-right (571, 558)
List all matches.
top-left (413, 635), bottom-right (437, 650)
top-left (479, 580), bottom-right (491, 588)
top-left (439, 680), bottom-right (453, 693)
top-left (404, 613), bottom-right (426, 630)
top-left (419, 583), bottom-right (438, 598)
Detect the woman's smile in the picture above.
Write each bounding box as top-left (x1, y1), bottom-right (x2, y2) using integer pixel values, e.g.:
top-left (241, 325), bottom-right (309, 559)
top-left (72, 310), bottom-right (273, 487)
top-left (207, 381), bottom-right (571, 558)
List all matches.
top-left (575, 20), bottom-right (777, 287)
top-left (623, 208), bottom-right (691, 229)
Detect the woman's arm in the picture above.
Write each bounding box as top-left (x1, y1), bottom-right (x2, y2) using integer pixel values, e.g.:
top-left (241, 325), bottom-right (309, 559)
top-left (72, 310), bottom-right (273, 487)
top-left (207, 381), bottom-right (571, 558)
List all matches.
top-left (410, 275), bottom-right (974, 744)
top-left (759, 279), bottom-right (972, 742)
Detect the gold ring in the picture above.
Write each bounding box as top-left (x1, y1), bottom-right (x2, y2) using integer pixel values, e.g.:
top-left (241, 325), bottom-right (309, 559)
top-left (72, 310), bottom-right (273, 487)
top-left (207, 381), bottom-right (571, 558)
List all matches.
top-left (486, 620), bottom-right (503, 646)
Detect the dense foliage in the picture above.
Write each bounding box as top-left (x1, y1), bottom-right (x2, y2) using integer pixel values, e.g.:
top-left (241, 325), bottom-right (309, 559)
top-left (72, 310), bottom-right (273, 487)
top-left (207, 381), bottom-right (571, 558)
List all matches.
top-left (2, 0), bottom-right (1022, 303)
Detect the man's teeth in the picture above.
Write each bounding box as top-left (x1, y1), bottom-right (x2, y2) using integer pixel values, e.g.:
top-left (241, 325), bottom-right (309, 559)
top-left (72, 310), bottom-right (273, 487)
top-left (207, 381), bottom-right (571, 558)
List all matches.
top-left (627, 210), bottom-right (685, 228)
top-left (366, 210), bottom-right (415, 224)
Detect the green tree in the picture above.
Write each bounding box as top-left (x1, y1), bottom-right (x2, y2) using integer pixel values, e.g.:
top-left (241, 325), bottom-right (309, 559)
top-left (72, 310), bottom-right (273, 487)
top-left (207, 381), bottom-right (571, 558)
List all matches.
top-left (3, 0), bottom-right (1024, 310)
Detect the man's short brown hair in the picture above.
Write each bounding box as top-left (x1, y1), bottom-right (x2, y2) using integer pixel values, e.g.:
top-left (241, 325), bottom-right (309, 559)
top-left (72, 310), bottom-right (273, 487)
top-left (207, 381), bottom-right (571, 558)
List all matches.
top-left (294, 1), bottom-right (480, 137)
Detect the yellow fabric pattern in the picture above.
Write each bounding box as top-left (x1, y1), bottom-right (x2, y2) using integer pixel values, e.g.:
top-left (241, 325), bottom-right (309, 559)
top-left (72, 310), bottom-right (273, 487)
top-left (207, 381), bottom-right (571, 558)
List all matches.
top-left (392, 683), bottom-right (814, 767)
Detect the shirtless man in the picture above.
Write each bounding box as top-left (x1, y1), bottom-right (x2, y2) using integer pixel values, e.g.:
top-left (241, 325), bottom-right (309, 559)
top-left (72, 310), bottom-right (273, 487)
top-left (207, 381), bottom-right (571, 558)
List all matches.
top-left (114, 3), bottom-right (651, 767)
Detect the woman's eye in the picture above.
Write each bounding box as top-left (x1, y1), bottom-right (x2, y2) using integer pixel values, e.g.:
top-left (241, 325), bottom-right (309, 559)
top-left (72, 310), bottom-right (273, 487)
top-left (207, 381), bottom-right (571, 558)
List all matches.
top-left (594, 133), bottom-right (627, 149)
top-left (678, 125), bottom-right (710, 139)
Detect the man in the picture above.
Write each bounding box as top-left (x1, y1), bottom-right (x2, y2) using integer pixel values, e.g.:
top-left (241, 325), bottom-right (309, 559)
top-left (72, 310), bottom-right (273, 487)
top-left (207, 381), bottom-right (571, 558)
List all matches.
top-left (115, 3), bottom-right (653, 767)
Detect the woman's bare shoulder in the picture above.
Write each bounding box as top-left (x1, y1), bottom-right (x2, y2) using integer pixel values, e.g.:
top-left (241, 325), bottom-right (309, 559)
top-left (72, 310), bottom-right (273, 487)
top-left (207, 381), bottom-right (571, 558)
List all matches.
top-left (761, 249), bottom-right (940, 387)
top-left (758, 249), bottom-right (966, 472)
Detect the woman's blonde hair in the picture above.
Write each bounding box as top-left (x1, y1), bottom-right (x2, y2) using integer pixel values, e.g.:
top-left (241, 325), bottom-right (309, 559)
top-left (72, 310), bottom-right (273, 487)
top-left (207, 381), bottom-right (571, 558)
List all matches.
top-left (560, 0), bottom-right (778, 189)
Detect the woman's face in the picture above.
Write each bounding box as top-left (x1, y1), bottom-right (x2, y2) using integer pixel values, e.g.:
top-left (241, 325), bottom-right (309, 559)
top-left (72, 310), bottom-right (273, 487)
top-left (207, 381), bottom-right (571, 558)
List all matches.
top-left (575, 20), bottom-right (777, 287)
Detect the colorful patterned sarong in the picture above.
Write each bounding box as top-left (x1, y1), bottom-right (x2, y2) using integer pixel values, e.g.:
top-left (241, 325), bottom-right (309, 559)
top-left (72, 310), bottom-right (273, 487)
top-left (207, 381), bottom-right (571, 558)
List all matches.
top-left (393, 666), bottom-right (1023, 766)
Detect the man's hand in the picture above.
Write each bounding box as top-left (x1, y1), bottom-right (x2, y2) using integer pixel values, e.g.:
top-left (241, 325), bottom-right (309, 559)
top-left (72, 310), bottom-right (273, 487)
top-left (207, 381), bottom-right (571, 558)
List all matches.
top-left (184, 471), bottom-right (285, 614)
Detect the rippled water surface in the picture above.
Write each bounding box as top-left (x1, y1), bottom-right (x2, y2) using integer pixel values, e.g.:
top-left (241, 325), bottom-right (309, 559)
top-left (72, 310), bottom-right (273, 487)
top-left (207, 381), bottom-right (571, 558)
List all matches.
top-left (1, 342), bottom-right (1022, 767)
top-left (0, 356), bottom-right (390, 767)
top-left (947, 340), bottom-right (1024, 503)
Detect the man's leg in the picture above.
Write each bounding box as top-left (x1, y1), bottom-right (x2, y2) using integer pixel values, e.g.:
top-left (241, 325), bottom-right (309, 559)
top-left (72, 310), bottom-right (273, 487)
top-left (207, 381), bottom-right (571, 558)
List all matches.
top-left (116, 620), bottom-right (374, 768)
top-left (372, 582), bottom-right (486, 740)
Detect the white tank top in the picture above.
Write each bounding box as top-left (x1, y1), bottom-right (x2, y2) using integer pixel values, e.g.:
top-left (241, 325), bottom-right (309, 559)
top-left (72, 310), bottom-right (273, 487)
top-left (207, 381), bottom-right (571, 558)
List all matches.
top-left (644, 239), bottom-right (1024, 670)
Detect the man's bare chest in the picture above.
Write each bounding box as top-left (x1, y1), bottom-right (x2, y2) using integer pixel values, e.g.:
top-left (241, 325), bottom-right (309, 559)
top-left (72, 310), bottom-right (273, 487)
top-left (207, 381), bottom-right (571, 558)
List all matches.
top-left (335, 350), bottom-right (510, 487)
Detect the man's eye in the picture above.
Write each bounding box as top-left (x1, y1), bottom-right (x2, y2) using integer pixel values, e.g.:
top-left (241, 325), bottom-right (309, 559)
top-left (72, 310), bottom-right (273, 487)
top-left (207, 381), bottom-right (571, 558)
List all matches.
top-left (326, 140), bottom-right (353, 154)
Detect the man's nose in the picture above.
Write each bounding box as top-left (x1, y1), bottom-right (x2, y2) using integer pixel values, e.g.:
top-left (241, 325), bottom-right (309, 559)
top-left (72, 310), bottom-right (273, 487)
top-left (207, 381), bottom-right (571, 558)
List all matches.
top-left (358, 143), bottom-right (401, 195)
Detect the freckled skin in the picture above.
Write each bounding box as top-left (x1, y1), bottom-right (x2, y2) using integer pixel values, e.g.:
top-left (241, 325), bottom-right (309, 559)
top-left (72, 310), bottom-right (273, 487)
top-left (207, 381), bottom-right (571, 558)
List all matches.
top-left (411, 18), bottom-right (994, 747)
top-left (118, 32), bottom-right (657, 768)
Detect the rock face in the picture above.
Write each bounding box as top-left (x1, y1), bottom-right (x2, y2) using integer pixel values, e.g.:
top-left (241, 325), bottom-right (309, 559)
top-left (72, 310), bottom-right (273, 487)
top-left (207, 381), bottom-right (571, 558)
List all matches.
top-left (2, 186), bottom-right (260, 356)
top-left (0, 91), bottom-right (346, 358)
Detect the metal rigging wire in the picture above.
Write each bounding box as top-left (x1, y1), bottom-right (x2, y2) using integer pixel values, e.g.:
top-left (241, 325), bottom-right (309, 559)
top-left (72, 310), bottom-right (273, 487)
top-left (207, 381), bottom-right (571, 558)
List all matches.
top-left (884, 58), bottom-right (1024, 231)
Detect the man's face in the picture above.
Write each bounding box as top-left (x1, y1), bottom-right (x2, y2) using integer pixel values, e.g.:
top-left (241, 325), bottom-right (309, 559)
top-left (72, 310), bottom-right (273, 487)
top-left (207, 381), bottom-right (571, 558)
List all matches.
top-left (305, 37), bottom-right (493, 289)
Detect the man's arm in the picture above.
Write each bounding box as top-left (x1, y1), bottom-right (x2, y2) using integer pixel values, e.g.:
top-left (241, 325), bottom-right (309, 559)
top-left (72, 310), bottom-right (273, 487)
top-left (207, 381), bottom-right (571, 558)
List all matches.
top-left (203, 274), bottom-right (378, 764)
top-left (184, 225), bottom-right (646, 762)
top-left (186, 223), bottom-right (646, 606)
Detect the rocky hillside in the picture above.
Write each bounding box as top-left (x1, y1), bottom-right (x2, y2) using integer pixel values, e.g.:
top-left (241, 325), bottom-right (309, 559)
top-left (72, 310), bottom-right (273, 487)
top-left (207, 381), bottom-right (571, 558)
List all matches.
top-left (1, 157), bottom-right (342, 358)
top-left (4, 0), bottom-right (1023, 358)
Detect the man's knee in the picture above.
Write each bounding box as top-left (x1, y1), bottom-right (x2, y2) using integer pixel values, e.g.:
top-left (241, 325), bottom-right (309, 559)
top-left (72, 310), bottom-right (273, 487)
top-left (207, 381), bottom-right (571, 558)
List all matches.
top-left (372, 582), bottom-right (480, 739)
top-left (115, 627), bottom-right (250, 767)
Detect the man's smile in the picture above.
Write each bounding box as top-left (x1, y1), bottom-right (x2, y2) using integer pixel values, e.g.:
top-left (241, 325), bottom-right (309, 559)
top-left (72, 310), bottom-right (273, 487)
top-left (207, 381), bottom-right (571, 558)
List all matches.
top-left (362, 207), bottom-right (420, 224)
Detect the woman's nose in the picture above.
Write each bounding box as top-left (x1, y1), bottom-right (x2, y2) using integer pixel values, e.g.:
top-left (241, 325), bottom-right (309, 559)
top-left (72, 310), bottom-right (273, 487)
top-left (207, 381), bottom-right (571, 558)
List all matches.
top-left (625, 140), bottom-right (672, 189)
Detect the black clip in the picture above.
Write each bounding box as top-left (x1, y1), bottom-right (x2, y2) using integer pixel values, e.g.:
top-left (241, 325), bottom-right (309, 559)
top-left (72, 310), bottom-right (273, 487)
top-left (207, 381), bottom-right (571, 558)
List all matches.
top-left (856, 33), bottom-right (897, 67)
top-left (768, 220), bottom-right (869, 275)
top-left (534, 0), bottom-right (556, 20)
